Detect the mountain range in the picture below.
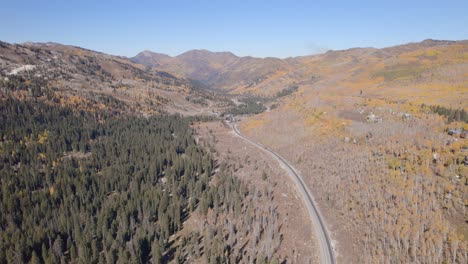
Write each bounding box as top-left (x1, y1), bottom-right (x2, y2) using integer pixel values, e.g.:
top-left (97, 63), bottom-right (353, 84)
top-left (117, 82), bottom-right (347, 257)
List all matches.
top-left (1, 38), bottom-right (467, 113)
top-left (132, 39), bottom-right (468, 108)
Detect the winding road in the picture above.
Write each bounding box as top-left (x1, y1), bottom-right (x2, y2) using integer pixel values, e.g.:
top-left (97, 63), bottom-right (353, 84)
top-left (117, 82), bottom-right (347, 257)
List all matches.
top-left (231, 122), bottom-right (336, 264)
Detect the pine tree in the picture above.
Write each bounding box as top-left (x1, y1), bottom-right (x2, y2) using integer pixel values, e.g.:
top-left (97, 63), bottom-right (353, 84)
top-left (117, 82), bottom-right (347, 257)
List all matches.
top-left (151, 240), bottom-right (162, 264)
top-left (29, 252), bottom-right (41, 264)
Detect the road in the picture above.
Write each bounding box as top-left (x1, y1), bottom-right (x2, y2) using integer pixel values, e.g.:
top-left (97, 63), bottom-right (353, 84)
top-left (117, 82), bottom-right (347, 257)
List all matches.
top-left (231, 122), bottom-right (336, 264)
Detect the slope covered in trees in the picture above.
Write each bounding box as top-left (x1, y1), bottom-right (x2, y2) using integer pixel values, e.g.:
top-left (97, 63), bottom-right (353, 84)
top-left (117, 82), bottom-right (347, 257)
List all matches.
top-left (0, 97), bottom-right (218, 263)
top-left (224, 97), bottom-right (266, 116)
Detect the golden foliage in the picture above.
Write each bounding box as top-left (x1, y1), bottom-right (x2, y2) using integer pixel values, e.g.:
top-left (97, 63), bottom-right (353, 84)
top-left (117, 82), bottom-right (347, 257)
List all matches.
top-left (38, 130), bottom-right (49, 144)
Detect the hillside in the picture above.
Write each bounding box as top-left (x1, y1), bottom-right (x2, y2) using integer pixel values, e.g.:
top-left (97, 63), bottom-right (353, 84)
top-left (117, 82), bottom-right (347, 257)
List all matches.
top-left (237, 39), bottom-right (468, 263)
top-left (290, 39), bottom-right (468, 108)
top-left (0, 41), bottom-right (217, 116)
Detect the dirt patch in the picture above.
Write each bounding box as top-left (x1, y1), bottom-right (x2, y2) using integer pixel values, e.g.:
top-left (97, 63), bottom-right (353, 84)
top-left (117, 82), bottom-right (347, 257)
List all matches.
top-left (338, 109), bottom-right (366, 123)
top-left (338, 110), bottom-right (366, 123)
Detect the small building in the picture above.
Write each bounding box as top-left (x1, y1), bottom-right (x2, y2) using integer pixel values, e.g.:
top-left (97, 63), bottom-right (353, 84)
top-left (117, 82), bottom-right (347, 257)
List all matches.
top-left (403, 113), bottom-right (412, 119)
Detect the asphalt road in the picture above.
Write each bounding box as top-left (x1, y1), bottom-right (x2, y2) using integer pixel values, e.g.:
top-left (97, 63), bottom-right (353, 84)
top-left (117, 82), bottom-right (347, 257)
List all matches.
top-left (231, 122), bottom-right (336, 264)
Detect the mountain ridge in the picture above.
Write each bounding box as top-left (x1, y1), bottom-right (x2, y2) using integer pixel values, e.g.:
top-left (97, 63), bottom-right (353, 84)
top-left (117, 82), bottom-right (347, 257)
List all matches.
top-left (132, 38), bottom-right (467, 61)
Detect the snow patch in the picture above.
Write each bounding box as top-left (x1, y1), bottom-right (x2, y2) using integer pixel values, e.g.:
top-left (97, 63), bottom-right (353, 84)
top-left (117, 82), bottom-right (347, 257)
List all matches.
top-left (8, 65), bottom-right (36, 75)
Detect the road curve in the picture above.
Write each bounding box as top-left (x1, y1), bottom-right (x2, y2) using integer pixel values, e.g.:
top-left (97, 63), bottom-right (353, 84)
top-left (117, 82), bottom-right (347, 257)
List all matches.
top-left (231, 122), bottom-right (336, 264)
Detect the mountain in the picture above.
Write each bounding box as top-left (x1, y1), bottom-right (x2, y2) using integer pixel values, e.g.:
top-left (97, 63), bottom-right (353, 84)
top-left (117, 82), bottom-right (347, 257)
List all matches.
top-left (0, 41), bottom-right (214, 115)
top-left (131, 50), bottom-right (172, 67)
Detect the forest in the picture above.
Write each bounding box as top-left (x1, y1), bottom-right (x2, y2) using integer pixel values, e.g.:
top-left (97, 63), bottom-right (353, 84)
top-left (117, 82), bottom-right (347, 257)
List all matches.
top-left (0, 97), bottom-right (221, 263)
top-left (275, 85), bottom-right (298, 98)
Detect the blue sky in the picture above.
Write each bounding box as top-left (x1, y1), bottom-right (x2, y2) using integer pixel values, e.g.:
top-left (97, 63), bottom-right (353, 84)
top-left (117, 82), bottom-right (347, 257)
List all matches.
top-left (1, 0), bottom-right (467, 58)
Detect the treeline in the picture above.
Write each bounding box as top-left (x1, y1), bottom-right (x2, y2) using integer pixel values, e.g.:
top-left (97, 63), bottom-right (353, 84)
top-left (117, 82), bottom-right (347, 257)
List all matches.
top-left (425, 104), bottom-right (468, 123)
top-left (0, 98), bottom-right (216, 263)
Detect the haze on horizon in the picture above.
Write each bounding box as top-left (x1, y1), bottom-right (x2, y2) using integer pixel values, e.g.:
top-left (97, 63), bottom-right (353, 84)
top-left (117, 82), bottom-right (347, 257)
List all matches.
top-left (1, 0), bottom-right (468, 58)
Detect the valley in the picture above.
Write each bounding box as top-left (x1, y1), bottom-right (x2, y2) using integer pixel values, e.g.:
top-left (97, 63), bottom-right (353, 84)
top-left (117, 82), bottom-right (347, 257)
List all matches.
top-left (1, 38), bottom-right (467, 263)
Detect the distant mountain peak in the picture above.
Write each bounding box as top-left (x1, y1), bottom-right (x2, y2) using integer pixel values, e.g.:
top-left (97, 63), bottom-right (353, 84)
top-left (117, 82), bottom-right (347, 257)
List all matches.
top-left (176, 49), bottom-right (238, 59)
top-left (138, 50), bottom-right (171, 58)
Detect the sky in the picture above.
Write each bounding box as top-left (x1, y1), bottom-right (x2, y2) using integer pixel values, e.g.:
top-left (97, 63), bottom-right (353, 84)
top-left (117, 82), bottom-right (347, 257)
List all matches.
top-left (1, 0), bottom-right (467, 58)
